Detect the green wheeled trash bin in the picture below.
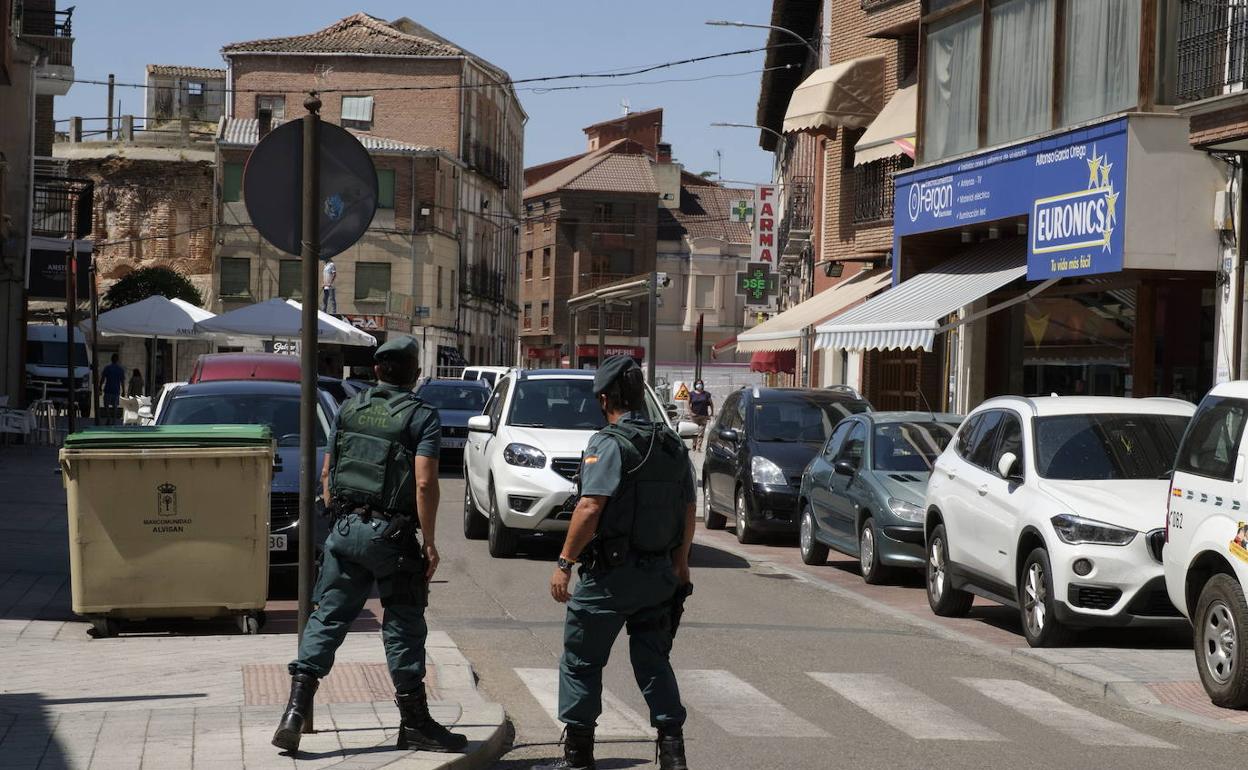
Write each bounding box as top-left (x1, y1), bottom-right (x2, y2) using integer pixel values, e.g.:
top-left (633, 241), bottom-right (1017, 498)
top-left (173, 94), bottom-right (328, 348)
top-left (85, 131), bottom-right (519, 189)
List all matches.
top-left (60, 425), bottom-right (275, 637)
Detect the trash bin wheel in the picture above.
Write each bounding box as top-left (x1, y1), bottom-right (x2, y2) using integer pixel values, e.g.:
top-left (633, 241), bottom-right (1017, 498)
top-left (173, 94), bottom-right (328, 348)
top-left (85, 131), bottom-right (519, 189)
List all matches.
top-left (88, 616), bottom-right (119, 639)
top-left (237, 613), bottom-right (261, 635)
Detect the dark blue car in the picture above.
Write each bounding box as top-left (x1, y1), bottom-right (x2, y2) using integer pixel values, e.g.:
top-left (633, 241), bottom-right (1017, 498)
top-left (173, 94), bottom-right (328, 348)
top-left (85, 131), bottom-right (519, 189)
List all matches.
top-left (414, 378), bottom-right (491, 463)
top-left (156, 379), bottom-right (337, 584)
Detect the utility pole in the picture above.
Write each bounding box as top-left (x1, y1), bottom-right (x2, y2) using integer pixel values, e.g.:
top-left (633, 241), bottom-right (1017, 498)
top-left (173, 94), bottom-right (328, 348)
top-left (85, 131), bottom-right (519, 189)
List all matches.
top-left (90, 258), bottom-right (99, 423)
top-left (647, 271), bottom-right (657, 385)
top-left (65, 242), bottom-right (76, 435)
top-left (297, 91), bottom-right (321, 734)
top-left (106, 74), bottom-right (115, 140)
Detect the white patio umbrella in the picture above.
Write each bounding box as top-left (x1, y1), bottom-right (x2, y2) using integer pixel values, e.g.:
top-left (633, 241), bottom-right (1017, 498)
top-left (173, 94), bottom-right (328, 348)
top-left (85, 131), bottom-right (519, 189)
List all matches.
top-left (80, 295), bottom-right (218, 392)
top-left (193, 298), bottom-right (377, 347)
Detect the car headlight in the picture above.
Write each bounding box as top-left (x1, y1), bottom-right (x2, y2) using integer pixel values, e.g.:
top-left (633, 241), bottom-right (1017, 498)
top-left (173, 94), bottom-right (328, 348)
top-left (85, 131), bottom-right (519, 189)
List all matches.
top-left (887, 497), bottom-right (925, 523)
top-left (503, 443), bottom-right (546, 468)
top-left (751, 456), bottom-right (787, 486)
top-left (1050, 514), bottom-right (1136, 546)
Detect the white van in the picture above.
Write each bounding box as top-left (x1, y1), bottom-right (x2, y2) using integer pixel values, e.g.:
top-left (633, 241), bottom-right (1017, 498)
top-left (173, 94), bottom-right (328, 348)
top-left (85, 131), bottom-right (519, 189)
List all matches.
top-left (461, 365), bottom-right (512, 390)
top-left (1165, 381), bottom-right (1248, 707)
top-left (25, 324), bottom-right (91, 413)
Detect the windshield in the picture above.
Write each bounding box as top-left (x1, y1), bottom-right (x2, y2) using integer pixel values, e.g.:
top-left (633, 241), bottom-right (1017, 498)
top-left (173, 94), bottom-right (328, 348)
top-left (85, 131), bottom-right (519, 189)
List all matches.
top-left (417, 384), bottom-right (488, 412)
top-left (28, 341), bottom-right (88, 367)
top-left (873, 422), bottom-right (956, 472)
top-left (753, 397), bottom-right (870, 443)
top-left (508, 378), bottom-right (604, 431)
top-left (1033, 413), bottom-right (1189, 480)
top-left (161, 393), bottom-right (328, 446)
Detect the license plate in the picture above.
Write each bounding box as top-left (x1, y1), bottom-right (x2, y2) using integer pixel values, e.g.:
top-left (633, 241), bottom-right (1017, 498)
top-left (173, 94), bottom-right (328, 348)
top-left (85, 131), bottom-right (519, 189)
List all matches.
top-left (269, 534), bottom-right (288, 551)
top-left (442, 438), bottom-right (466, 449)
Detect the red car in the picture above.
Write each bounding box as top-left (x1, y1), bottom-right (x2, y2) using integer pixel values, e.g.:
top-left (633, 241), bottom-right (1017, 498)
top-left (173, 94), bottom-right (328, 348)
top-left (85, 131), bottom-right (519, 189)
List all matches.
top-left (189, 352), bottom-right (365, 405)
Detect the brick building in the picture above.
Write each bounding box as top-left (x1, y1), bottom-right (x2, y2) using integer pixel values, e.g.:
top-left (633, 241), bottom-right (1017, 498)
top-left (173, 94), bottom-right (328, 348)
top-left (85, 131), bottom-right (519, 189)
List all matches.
top-left (217, 13), bottom-right (524, 371)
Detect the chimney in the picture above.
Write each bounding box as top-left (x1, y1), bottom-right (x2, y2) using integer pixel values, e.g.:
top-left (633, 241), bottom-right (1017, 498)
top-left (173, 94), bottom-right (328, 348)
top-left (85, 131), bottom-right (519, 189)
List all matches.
top-left (656, 142), bottom-right (672, 164)
top-left (653, 155), bottom-right (682, 210)
top-left (258, 108), bottom-right (273, 139)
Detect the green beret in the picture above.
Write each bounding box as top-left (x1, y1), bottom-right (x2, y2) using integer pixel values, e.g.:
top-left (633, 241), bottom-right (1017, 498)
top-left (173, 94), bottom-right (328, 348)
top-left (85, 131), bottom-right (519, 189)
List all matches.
top-left (593, 355), bottom-right (640, 396)
top-left (374, 335), bottom-right (419, 364)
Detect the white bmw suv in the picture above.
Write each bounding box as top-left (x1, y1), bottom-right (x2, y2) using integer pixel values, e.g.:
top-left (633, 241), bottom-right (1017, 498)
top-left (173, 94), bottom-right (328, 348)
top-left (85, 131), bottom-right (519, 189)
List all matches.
top-left (462, 368), bottom-right (695, 557)
top-left (924, 395), bottom-right (1194, 647)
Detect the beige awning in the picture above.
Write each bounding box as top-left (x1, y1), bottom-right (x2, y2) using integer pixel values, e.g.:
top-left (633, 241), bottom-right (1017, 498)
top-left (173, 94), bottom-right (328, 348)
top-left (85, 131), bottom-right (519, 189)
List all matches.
top-left (737, 268), bottom-right (891, 353)
top-left (854, 84), bottom-right (917, 166)
top-left (782, 56), bottom-right (886, 134)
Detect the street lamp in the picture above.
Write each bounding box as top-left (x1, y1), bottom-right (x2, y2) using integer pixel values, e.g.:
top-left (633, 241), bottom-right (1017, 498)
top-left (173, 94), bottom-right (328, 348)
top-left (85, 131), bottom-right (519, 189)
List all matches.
top-left (710, 121), bottom-right (786, 143)
top-left (705, 20), bottom-right (820, 60)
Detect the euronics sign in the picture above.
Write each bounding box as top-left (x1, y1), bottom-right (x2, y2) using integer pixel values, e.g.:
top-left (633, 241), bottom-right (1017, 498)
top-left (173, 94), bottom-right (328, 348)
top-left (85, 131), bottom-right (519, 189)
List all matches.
top-left (895, 118), bottom-right (1127, 279)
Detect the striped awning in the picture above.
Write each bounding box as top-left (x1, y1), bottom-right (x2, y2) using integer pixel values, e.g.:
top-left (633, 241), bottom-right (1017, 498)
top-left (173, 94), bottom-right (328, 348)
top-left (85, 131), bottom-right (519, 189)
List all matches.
top-left (737, 268), bottom-right (890, 352)
top-left (814, 240), bottom-right (1028, 352)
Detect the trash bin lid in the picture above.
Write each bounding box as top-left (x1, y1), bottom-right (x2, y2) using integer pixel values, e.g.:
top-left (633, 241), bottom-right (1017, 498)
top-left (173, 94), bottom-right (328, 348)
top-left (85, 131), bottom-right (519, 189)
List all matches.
top-left (63, 425), bottom-right (274, 448)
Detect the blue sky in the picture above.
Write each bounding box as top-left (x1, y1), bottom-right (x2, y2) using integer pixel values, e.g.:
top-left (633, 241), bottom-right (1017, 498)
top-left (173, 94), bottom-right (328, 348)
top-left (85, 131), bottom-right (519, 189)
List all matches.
top-left (58, 1), bottom-right (776, 184)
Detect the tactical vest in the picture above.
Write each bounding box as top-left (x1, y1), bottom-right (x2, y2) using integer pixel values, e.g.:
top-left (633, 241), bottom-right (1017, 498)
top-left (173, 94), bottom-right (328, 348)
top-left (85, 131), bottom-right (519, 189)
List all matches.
top-left (597, 419), bottom-right (690, 553)
top-left (330, 387), bottom-right (428, 516)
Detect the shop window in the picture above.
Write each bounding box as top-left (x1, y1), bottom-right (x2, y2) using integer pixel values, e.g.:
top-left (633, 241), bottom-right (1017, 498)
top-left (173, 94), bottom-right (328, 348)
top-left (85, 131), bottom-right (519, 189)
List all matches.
top-left (220, 257), bottom-right (250, 298)
top-left (377, 168), bottom-right (395, 209)
top-left (1061, 0), bottom-right (1140, 125)
top-left (694, 275), bottom-right (716, 309)
top-left (355, 262), bottom-right (390, 302)
top-left (341, 95), bottom-right (374, 131)
top-left (256, 94), bottom-right (286, 121)
top-left (278, 259), bottom-right (301, 299)
top-left (222, 162), bottom-right (244, 203)
top-left (923, 10), bottom-right (982, 160)
top-left (987, 0), bottom-right (1054, 145)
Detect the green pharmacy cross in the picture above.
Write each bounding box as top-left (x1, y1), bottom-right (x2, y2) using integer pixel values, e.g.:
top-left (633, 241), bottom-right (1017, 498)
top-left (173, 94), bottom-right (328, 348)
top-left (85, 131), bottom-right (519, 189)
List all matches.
top-left (730, 199), bottom-right (754, 223)
top-left (736, 263), bottom-right (778, 306)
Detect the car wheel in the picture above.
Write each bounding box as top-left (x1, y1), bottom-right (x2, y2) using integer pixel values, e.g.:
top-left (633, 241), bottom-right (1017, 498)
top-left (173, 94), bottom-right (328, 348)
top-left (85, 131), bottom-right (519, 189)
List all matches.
top-left (463, 478), bottom-right (487, 540)
top-left (926, 523), bottom-right (973, 617)
top-left (1194, 574), bottom-right (1248, 708)
top-left (735, 486), bottom-right (760, 545)
top-left (486, 481), bottom-right (519, 558)
top-left (799, 504), bottom-right (828, 566)
top-left (860, 517), bottom-right (892, 585)
top-left (704, 480), bottom-right (727, 530)
top-left (1019, 547), bottom-right (1070, 648)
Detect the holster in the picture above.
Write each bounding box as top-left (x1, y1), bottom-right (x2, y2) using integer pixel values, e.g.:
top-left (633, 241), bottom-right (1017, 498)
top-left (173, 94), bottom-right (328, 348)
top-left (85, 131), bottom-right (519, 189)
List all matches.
top-left (378, 532), bottom-right (428, 608)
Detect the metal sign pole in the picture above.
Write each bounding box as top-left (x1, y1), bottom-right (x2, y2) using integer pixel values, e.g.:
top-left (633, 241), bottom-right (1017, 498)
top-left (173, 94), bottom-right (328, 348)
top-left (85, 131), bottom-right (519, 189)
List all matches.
top-left (647, 271), bottom-right (657, 385)
top-left (65, 242), bottom-right (76, 436)
top-left (297, 93), bottom-right (321, 738)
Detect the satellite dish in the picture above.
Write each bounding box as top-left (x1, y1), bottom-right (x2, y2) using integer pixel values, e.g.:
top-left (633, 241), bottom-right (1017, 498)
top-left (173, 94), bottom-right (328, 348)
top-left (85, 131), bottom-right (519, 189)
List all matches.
top-left (243, 120), bottom-right (378, 259)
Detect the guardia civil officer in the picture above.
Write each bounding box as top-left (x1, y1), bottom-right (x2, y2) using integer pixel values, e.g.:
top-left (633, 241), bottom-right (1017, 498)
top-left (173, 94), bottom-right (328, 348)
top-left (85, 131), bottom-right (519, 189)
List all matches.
top-left (272, 336), bottom-right (467, 755)
top-left (547, 356), bottom-right (696, 770)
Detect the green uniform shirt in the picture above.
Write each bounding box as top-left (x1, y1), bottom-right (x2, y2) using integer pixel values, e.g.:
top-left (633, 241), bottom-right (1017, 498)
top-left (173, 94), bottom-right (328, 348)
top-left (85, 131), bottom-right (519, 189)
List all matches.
top-left (579, 413), bottom-right (696, 504)
top-left (329, 384), bottom-right (442, 458)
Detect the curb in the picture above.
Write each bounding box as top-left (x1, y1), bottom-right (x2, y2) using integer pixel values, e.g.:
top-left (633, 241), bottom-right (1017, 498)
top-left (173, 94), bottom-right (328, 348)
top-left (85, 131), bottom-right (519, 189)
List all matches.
top-left (692, 531), bottom-right (1248, 736)
top-left (383, 704), bottom-right (512, 770)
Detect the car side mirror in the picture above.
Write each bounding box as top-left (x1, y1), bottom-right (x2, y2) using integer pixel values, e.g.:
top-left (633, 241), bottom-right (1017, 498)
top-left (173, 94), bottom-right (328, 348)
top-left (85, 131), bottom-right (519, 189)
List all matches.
top-left (997, 451), bottom-right (1021, 481)
top-left (834, 459), bottom-right (857, 476)
top-left (676, 420), bottom-right (700, 439)
top-left (467, 415), bottom-right (493, 433)
top-left (718, 428), bottom-right (739, 443)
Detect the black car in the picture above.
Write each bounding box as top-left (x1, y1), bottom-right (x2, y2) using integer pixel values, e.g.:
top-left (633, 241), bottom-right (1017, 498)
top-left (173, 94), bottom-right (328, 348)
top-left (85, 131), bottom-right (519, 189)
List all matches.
top-left (414, 379), bottom-right (491, 463)
top-left (156, 379), bottom-right (337, 588)
top-left (702, 386), bottom-right (872, 543)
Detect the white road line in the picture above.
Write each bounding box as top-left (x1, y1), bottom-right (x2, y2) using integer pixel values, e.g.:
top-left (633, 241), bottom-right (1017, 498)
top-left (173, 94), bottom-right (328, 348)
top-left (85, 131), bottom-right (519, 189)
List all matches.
top-left (678, 670), bottom-right (829, 738)
top-left (515, 668), bottom-right (654, 738)
top-left (809, 673), bottom-right (1005, 742)
top-left (958, 678), bottom-right (1174, 748)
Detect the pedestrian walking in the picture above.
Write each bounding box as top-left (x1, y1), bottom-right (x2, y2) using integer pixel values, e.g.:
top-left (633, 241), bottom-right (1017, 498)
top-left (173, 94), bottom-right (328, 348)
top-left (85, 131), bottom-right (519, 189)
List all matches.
top-left (100, 354), bottom-right (126, 426)
top-left (271, 336), bottom-right (466, 755)
top-left (546, 356), bottom-right (695, 770)
top-left (322, 259), bottom-right (338, 314)
top-left (128, 368), bottom-right (144, 398)
top-left (688, 379), bottom-right (713, 451)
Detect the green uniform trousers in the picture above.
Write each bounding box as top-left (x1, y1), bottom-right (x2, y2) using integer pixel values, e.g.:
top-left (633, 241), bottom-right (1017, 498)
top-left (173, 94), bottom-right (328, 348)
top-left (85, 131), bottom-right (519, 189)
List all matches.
top-left (558, 555), bottom-right (687, 729)
top-left (289, 514), bottom-right (428, 692)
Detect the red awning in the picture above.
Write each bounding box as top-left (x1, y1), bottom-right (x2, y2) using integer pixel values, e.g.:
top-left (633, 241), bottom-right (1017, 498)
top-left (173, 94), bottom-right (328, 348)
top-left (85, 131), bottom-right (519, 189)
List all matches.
top-left (710, 336), bottom-right (738, 359)
top-left (749, 350), bottom-right (796, 374)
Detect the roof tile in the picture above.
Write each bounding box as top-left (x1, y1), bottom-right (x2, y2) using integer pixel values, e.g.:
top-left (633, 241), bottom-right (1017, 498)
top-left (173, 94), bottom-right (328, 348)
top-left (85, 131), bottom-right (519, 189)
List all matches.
top-left (657, 186), bottom-right (753, 244)
top-left (218, 117), bottom-right (438, 155)
top-left (222, 13), bottom-right (463, 57)
top-left (146, 64), bottom-right (226, 79)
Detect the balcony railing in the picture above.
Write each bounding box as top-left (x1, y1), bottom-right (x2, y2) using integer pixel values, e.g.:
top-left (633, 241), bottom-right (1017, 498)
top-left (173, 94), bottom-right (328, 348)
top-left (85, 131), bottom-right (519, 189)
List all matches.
top-left (853, 155), bottom-right (912, 225)
top-left (585, 310), bottom-right (632, 333)
top-left (778, 176), bottom-right (814, 258)
top-left (576, 272), bottom-right (630, 293)
top-left (464, 137), bottom-right (511, 189)
top-left (1177, 0), bottom-right (1248, 102)
top-left (463, 264), bottom-right (506, 304)
top-left (31, 177), bottom-right (92, 239)
top-left (17, 4), bottom-right (74, 66)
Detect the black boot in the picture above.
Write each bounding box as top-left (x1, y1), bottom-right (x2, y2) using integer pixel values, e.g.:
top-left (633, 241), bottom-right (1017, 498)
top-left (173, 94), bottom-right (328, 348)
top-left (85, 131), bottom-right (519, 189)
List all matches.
top-left (538, 725), bottom-right (595, 769)
top-left (271, 673), bottom-right (318, 752)
top-left (656, 725), bottom-right (687, 770)
top-left (395, 689), bottom-right (469, 752)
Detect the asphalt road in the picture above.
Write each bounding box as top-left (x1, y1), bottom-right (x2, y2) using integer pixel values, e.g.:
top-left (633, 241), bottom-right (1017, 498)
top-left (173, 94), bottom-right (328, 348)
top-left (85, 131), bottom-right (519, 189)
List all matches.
top-left (428, 472), bottom-right (1244, 770)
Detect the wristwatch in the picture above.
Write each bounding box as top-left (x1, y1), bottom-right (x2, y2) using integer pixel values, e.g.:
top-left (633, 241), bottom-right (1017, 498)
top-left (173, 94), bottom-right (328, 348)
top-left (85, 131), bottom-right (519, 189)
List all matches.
top-left (557, 556), bottom-right (577, 573)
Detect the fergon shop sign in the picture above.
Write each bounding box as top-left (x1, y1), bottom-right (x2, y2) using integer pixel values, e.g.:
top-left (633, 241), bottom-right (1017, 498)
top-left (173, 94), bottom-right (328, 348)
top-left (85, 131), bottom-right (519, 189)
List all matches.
top-left (895, 118), bottom-right (1127, 279)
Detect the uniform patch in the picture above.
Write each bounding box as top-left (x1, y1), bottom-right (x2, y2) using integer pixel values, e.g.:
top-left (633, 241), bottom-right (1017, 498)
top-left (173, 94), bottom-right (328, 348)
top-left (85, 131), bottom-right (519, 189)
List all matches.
top-left (583, 456), bottom-right (599, 465)
top-left (1232, 522), bottom-right (1248, 564)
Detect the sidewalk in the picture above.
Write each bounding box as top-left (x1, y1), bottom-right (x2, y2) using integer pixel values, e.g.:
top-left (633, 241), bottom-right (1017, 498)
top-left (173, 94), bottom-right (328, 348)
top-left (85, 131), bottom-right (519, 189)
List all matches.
top-left (0, 444), bottom-right (508, 769)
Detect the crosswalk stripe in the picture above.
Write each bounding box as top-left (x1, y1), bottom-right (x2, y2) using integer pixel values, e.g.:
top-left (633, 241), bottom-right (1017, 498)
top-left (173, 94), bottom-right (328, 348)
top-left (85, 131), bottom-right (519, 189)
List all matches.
top-left (678, 670), bottom-right (829, 738)
top-left (809, 672), bottom-right (1005, 742)
top-left (515, 668), bottom-right (654, 738)
top-left (958, 678), bottom-right (1174, 748)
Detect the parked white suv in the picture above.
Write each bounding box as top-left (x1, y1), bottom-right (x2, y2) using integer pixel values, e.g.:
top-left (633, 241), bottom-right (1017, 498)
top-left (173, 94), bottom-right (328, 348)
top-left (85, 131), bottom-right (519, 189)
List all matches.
top-left (924, 395), bottom-right (1194, 647)
top-left (463, 368), bottom-right (696, 557)
top-left (1165, 382), bottom-right (1248, 707)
